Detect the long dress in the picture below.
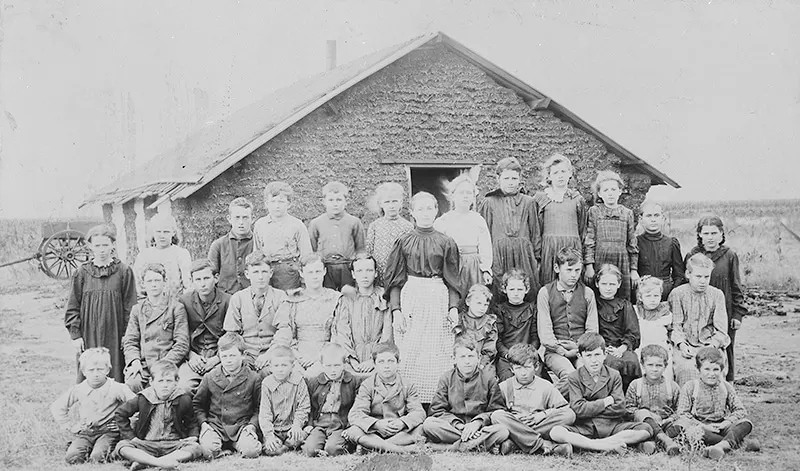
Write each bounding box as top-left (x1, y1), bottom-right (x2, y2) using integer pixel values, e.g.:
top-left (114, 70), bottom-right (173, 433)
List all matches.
top-left (534, 188), bottom-right (587, 285)
top-left (597, 296), bottom-right (642, 390)
top-left (685, 245), bottom-right (746, 382)
top-left (584, 204), bottom-right (639, 299)
top-left (433, 210), bottom-right (493, 291)
top-left (383, 226), bottom-right (463, 402)
top-left (365, 216), bottom-right (414, 281)
top-left (477, 189), bottom-right (541, 298)
top-left (64, 259), bottom-right (138, 383)
top-left (273, 288), bottom-right (341, 367)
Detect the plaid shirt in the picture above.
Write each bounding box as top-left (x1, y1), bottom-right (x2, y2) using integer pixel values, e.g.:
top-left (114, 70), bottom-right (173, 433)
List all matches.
top-left (584, 204), bottom-right (638, 267)
top-left (625, 376), bottom-right (680, 419)
top-left (677, 379), bottom-right (747, 424)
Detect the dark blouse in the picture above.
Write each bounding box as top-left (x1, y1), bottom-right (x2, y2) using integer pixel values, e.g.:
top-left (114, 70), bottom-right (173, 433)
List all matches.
top-left (383, 226), bottom-right (463, 310)
top-left (494, 301), bottom-right (540, 355)
top-left (686, 246), bottom-right (747, 322)
top-left (597, 297), bottom-right (640, 351)
top-left (637, 231), bottom-right (686, 298)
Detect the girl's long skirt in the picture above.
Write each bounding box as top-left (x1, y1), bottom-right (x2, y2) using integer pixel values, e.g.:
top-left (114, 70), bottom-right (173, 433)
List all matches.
top-left (458, 247), bottom-right (483, 291)
top-left (394, 276), bottom-right (454, 403)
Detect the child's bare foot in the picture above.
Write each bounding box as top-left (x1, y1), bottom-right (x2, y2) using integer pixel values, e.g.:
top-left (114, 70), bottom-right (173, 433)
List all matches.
top-left (157, 457), bottom-right (181, 469)
top-left (130, 463), bottom-right (147, 471)
top-left (314, 449), bottom-right (329, 457)
top-left (637, 441), bottom-right (657, 455)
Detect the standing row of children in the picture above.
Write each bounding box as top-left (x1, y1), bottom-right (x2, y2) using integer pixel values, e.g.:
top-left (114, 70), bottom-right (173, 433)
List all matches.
top-left (58, 154), bottom-right (754, 467)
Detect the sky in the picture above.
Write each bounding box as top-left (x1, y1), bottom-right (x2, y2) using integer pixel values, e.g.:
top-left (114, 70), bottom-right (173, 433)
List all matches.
top-left (0, 0), bottom-right (798, 219)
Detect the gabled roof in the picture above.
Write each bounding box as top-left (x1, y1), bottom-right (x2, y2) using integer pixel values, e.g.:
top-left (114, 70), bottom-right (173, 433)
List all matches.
top-left (82, 32), bottom-right (679, 208)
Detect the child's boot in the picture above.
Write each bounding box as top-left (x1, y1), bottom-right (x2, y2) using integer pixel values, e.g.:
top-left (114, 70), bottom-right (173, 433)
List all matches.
top-left (656, 432), bottom-right (680, 456)
top-left (637, 440), bottom-right (656, 455)
top-left (703, 440), bottom-right (731, 460)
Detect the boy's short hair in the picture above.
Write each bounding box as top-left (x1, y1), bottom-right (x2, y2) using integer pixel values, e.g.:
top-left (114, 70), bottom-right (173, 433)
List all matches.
top-left (501, 268), bottom-right (530, 291)
top-left (695, 346), bottom-right (725, 370)
top-left (150, 360), bottom-right (179, 380)
top-left (319, 342), bottom-right (347, 363)
top-left (300, 252), bottom-right (325, 269)
top-left (496, 157), bottom-right (522, 174)
top-left (686, 253), bottom-right (714, 274)
top-left (229, 196), bottom-right (253, 213)
top-left (591, 170), bottom-right (624, 199)
top-left (217, 332), bottom-right (245, 354)
top-left (453, 337), bottom-right (479, 355)
top-left (190, 259), bottom-right (216, 277)
top-left (507, 343), bottom-right (540, 367)
top-left (142, 263), bottom-right (167, 281)
top-left (86, 224), bottom-right (117, 243)
top-left (245, 252), bottom-right (272, 269)
top-left (596, 263), bottom-right (622, 284)
top-left (555, 247), bottom-right (582, 268)
top-left (540, 153), bottom-right (573, 186)
top-left (268, 345), bottom-right (295, 362)
top-left (371, 342), bottom-right (401, 362)
top-left (410, 191), bottom-right (438, 211)
top-left (639, 201), bottom-right (663, 215)
top-left (264, 181), bottom-right (294, 202)
top-left (79, 347), bottom-right (112, 372)
top-left (637, 276), bottom-right (663, 299)
top-left (322, 181), bottom-right (349, 197)
top-left (466, 284), bottom-right (493, 304)
top-left (639, 344), bottom-right (668, 364)
top-left (577, 331), bottom-right (606, 354)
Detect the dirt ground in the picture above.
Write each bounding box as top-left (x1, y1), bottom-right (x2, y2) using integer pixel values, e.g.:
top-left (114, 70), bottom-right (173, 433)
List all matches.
top-left (1, 280), bottom-right (799, 471)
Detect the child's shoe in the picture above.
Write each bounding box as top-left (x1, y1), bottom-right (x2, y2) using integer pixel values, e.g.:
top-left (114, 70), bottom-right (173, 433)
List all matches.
top-left (499, 439), bottom-right (518, 455)
top-left (744, 439), bottom-right (761, 452)
top-left (552, 443), bottom-right (573, 458)
top-left (703, 445), bottom-right (725, 460)
top-left (656, 432), bottom-right (680, 456)
top-left (637, 441), bottom-right (656, 455)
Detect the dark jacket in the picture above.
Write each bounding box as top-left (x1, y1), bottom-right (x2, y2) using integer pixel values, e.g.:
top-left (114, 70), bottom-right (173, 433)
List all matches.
top-left (306, 371), bottom-right (361, 428)
top-left (179, 288), bottom-right (231, 357)
top-left (636, 232), bottom-right (686, 299)
top-left (566, 365), bottom-right (629, 436)
top-left (428, 367), bottom-right (506, 426)
top-left (192, 364), bottom-right (261, 441)
top-left (208, 232), bottom-right (254, 294)
top-left (596, 297), bottom-right (640, 351)
top-left (116, 388), bottom-right (199, 440)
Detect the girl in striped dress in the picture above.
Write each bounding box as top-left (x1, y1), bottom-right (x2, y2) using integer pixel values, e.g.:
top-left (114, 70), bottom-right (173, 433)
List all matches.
top-left (384, 192), bottom-right (463, 403)
top-left (434, 174), bottom-right (493, 291)
top-left (534, 154), bottom-right (587, 285)
top-left (583, 170), bottom-right (639, 300)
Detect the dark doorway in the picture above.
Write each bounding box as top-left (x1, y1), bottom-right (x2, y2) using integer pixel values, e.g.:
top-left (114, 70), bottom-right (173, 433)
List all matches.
top-left (410, 166), bottom-right (471, 216)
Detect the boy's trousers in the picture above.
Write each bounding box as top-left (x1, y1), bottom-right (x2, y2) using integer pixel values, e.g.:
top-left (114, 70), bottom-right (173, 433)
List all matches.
top-left (302, 413), bottom-right (354, 457)
top-left (199, 425), bottom-right (261, 459)
top-left (422, 417), bottom-right (509, 450)
top-left (65, 429), bottom-right (119, 464)
top-left (672, 418), bottom-right (753, 449)
top-left (490, 408), bottom-right (576, 454)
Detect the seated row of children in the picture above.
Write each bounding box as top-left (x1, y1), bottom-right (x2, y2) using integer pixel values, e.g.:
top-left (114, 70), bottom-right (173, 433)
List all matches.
top-left (53, 329), bottom-right (754, 468)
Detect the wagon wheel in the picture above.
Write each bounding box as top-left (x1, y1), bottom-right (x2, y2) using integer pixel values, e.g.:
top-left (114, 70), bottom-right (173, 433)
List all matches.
top-left (40, 229), bottom-right (91, 280)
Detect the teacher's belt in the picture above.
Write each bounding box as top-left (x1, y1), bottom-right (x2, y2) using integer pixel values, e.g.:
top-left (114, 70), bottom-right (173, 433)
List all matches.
top-left (458, 246), bottom-right (479, 255)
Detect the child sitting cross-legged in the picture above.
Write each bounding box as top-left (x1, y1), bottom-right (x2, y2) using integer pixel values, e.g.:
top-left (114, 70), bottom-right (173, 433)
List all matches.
top-left (343, 342), bottom-right (426, 453)
top-left (549, 332), bottom-right (653, 454)
top-left (114, 360), bottom-right (202, 470)
top-left (490, 344), bottom-right (576, 457)
top-left (625, 344), bottom-right (681, 456)
top-left (192, 332), bottom-right (262, 460)
top-left (260, 345), bottom-right (311, 456)
top-left (671, 346), bottom-right (757, 460)
top-left (422, 338), bottom-right (509, 452)
top-left (303, 342), bottom-right (363, 457)
top-left (50, 347), bottom-right (136, 464)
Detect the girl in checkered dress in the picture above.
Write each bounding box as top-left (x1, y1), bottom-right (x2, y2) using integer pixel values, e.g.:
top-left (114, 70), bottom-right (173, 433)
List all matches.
top-left (383, 192), bottom-right (463, 403)
top-left (583, 170), bottom-right (639, 300)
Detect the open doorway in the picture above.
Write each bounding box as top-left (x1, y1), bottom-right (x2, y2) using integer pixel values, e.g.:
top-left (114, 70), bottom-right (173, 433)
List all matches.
top-left (409, 166), bottom-right (473, 216)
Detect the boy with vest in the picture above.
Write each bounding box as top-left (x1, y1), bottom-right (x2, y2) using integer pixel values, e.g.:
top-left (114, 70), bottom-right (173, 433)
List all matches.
top-left (625, 344), bottom-right (681, 455)
top-left (537, 247), bottom-right (599, 393)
